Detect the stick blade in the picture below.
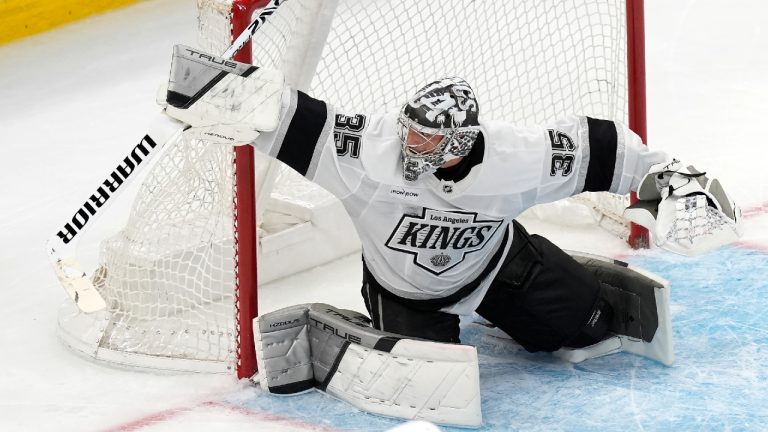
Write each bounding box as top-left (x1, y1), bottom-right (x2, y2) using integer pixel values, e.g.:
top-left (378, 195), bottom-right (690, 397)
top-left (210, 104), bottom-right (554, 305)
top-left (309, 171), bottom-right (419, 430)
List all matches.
top-left (51, 255), bottom-right (106, 313)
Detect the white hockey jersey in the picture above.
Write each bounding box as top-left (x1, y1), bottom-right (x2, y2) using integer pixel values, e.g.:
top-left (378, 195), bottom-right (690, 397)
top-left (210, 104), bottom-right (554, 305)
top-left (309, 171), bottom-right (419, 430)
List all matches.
top-left (253, 89), bottom-right (668, 315)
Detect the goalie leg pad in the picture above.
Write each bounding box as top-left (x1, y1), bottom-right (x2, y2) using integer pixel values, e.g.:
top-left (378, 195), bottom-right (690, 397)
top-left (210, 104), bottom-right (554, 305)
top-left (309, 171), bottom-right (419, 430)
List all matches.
top-left (254, 304), bottom-right (483, 428)
top-left (554, 252), bottom-right (674, 366)
top-left (254, 304), bottom-right (315, 394)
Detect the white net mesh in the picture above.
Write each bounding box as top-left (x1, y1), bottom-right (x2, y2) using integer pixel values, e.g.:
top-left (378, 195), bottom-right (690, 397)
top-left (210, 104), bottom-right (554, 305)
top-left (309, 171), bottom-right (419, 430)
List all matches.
top-left (95, 139), bottom-right (237, 364)
top-left (310, 0), bottom-right (628, 125)
top-left (59, 0), bottom-right (640, 373)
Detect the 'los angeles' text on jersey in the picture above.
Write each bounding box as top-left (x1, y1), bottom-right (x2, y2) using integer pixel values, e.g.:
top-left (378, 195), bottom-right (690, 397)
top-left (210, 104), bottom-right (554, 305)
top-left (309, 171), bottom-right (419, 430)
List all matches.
top-left (385, 208), bottom-right (503, 275)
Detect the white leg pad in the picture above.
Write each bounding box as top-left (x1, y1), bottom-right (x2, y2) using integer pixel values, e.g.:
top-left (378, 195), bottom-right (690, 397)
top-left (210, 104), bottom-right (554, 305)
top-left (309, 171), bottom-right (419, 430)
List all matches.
top-left (325, 339), bottom-right (482, 428)
top-left (554, 270), bottom-right (675, 366)
top-left (617, 285), bottom-right (674, 366)
top-left (254, 303), bottom-right (483, 428)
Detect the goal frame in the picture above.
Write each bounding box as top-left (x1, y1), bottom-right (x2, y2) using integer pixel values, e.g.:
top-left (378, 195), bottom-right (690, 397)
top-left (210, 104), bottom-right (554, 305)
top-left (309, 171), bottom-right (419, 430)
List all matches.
top-left (625, 0), bottom-right (649, 249)
top-left (232, 0), bottom-right (650, 376)
top-left (231, 0), bottom-right (262, 380)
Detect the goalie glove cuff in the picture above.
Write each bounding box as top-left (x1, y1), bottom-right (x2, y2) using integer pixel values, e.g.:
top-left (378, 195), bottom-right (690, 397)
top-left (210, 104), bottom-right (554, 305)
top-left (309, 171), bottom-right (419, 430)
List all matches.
top-left (179, 122), bottom-right (261, 145)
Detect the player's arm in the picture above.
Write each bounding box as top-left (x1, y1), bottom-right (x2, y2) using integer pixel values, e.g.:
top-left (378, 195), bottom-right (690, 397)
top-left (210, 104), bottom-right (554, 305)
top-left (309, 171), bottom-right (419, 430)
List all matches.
top-left (534, 115), bottom-right (742, 254)
top-left (533, 115), bottom-right (667, 200)
top-left (581, 118), bottom-right (743, 255)
top-left (249, 89), bottom-right (375, 202)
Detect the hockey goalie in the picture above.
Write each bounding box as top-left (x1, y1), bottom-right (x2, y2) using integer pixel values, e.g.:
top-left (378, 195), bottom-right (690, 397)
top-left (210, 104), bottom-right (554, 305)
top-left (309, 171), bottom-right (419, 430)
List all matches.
top-left (159, 45), bottom-right (743, 427)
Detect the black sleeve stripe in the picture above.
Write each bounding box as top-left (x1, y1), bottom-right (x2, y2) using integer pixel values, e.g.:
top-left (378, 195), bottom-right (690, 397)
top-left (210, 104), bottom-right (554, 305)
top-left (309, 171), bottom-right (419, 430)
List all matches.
top-left (275, 90), bottom-right (328, 176)
top-left (583, 117), bottom-right (619, 192)
top-left (304, 108), bottom-right (335, 180)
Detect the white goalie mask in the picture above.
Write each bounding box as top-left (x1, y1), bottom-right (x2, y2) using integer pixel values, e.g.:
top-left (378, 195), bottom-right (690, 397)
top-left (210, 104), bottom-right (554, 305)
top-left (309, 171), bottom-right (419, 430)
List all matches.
top-left (397, 77), bottom-right (480, 181)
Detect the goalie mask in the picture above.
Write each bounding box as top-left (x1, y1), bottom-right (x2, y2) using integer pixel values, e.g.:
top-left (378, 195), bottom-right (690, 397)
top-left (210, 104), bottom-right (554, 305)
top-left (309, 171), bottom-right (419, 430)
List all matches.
top-left (397, 77), bottom-right (480, 181)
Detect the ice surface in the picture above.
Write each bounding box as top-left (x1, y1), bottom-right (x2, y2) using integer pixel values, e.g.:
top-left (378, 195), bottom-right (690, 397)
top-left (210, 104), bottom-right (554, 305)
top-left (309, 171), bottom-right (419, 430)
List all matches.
top-left (1, 0), bottom-right (768, 430)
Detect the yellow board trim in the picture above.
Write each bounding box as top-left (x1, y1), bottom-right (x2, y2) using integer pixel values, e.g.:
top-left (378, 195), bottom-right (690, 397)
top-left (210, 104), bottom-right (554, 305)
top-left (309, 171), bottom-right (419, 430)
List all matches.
top-left (0, 0), bottom-right (142, 45)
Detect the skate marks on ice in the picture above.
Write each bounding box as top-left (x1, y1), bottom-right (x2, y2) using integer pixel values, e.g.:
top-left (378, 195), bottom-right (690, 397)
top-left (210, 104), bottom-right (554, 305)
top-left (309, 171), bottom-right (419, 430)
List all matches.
top-left (227, 245), bottom-right (768, 431)
top-left (465, 245), bottom-right (768, 431)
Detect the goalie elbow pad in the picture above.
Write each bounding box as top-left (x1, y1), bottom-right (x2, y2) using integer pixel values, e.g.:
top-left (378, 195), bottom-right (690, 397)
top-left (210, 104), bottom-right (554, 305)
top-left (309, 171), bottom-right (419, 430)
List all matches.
top-left (624, 160), bottom-right (743, 256)
top-left (161, 45), bottom-right (285, 144)
top-left (254, 303), bottom-right (482, 428)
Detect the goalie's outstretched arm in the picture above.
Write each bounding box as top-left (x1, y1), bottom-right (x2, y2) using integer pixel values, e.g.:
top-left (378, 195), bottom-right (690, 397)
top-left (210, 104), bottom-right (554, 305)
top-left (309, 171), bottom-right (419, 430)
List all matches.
top-left (525, 115), bottom-right (743, 254)
top-left (529, 116), bottom-right (668, 204)
top-left (594, 122), bottom-right (743, 254)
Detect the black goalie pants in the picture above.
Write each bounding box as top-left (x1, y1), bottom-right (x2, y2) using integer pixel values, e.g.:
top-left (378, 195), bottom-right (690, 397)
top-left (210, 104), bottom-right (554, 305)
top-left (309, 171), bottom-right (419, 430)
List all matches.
top-left (361, 220), bottom-right (612, 352)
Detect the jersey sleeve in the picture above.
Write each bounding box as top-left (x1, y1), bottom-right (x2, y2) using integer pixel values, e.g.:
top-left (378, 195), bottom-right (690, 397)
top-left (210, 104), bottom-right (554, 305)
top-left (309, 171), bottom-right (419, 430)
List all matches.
top-left (534, 115), bottom-right (668, 204)
top-left (249, 88), bottom-right (369, 200)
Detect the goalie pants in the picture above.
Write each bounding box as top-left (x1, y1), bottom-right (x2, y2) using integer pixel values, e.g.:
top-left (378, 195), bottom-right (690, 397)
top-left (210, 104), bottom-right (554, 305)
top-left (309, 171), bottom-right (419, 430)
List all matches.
top-left (361, 220), bottom-right (612, 351)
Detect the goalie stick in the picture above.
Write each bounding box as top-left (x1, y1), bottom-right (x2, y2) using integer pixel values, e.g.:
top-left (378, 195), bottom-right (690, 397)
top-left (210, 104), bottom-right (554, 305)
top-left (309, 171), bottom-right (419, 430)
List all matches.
top-left (47, 0), bottom-right (290, 313)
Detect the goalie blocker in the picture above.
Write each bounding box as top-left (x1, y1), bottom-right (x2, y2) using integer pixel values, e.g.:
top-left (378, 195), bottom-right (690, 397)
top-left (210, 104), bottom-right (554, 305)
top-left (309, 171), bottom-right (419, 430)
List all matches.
top-left (254, 303), bottom-right (482, 428)
top-left (160, 44), bottom-right (284, 144)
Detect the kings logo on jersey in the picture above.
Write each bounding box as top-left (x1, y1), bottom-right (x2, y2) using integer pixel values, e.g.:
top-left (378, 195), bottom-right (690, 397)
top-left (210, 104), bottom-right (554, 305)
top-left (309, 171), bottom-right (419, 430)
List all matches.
top-left (385, 208), bottom-right (503, 275)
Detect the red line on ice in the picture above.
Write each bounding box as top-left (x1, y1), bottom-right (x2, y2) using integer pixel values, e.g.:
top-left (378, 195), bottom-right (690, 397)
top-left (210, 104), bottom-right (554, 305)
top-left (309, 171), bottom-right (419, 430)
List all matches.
top-left (101, 399), bottom-right (342, 432)
top-left (742, 201), bottom-right (768, 219)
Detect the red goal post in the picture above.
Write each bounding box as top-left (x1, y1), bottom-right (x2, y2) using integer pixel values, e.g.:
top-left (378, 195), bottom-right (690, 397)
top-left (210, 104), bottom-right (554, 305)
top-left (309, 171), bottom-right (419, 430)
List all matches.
top-left (230, 0), bottom-right (261, 382)
top-left (626, 0), bottom-right (650, 249)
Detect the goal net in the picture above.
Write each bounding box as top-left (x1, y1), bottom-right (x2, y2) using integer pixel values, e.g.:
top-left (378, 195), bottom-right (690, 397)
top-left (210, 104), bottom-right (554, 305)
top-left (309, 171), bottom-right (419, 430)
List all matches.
top-left (57, 0), bottom-right (647, 377)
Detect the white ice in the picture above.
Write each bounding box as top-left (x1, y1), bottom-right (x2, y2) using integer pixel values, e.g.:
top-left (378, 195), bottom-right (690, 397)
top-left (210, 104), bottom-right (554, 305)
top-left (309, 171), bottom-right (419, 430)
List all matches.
top-left (1, 0), bottom-right (768, 431)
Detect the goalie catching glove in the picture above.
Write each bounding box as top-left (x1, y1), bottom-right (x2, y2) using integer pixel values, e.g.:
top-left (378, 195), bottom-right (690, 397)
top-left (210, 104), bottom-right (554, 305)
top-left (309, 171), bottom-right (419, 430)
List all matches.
top-left (159, 45), bottom-right (284, 144)
top-left (624, 159), bottom-right (743, 256)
